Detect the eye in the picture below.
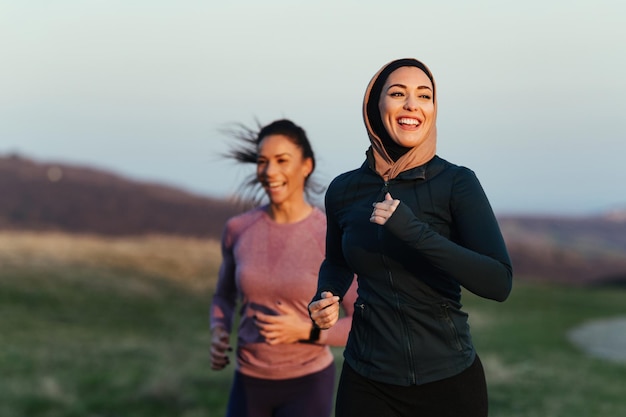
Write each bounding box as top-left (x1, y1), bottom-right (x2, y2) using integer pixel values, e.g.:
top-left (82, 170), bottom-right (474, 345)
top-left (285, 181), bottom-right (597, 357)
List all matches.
top-left (419, 94), bottom-right (432, 100)
top-left (389, 91), bottom-right (405, 97)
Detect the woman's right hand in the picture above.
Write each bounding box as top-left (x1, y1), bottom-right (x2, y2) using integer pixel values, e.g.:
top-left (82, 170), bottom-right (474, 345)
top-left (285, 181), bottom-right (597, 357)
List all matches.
top-left (370, 192), bottom-right (399, 225)
top-left (210, 327), bottom-right (232, 370)
top-left (308, 291), bottom-right (341, 329)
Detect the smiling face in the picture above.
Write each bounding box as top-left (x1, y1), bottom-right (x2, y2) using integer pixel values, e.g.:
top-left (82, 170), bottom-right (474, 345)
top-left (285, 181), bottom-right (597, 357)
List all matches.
top-left (256, 134), bottom-right (312, 206)
top-left (378, 66), bottom-right (435, 148)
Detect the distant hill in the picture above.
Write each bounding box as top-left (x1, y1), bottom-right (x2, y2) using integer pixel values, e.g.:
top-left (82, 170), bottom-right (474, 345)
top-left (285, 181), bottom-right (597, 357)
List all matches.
top-left (498, 215), bottom-right (626, 286)
top-left (1, 153), bottom-right (625, 286)
top-left (0, 153), bottom-right (244, 238)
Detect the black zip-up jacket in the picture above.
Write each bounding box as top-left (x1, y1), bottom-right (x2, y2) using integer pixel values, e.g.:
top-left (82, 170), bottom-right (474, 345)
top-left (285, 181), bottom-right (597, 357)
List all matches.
top-left (314, 154), bottom-right (512, 386)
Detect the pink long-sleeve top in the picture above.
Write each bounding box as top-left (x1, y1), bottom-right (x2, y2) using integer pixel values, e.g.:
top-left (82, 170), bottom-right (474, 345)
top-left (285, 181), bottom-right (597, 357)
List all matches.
top-left (210, 205), bottom-right (357, 380)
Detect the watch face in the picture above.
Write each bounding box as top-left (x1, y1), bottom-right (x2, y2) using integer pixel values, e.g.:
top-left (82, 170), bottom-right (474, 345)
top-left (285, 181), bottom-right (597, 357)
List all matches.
top-left (310, 326), bottom-right (321, 342)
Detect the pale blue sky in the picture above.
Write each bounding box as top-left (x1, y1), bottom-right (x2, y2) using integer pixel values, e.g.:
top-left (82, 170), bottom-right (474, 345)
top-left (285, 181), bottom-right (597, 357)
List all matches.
top-left (1, 0), bottom-right (625, 215)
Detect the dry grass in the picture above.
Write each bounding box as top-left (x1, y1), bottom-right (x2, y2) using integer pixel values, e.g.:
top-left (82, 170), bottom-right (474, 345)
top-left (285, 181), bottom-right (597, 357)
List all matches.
top-left (2, 231), bottom-right (626, 416)
top-left (0, 231), bottom-right (222, 291)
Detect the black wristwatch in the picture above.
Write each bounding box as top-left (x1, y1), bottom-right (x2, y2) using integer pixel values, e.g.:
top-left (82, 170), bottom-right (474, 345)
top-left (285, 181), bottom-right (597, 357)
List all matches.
top-left (302, 324), bottom-right (321, 344)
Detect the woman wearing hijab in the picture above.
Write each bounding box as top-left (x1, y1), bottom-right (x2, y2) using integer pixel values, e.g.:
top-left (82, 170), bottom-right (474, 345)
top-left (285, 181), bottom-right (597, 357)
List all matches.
top-left (308, 59), bottom-right (513, 417)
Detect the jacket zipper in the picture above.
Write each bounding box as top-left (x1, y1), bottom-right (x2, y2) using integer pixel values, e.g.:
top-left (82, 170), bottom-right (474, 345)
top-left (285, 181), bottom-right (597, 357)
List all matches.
top-left (378, 180), bottom-right (418, 384)
top-left (441, 303), bottom-right (463, 351)
top-left (379, 180), bottom-right (389, 200)
top-left (355, 303), bottom-right (367, 357)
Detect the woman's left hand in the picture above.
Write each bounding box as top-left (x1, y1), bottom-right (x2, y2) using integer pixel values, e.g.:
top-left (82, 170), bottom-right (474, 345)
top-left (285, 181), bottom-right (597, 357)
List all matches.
top-left (255, 301), bottom-right (312, 345)
top-left (370, 192), bottom-right (400, 225)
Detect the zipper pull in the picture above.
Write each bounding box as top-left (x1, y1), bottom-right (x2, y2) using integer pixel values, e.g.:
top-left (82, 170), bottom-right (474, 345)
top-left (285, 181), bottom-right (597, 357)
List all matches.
top-left (378, 180), bottom-right (389, 200)
top-left (375, 178), bottom-right (390, 204)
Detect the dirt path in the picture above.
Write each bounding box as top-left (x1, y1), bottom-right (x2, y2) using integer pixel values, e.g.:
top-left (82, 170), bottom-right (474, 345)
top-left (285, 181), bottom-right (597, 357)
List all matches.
top-left (568, 316), bottom-right (626, 363)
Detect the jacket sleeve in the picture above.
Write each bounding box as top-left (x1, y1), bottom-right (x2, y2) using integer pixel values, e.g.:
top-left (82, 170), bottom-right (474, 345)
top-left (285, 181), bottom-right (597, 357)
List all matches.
top-left (209, 221), bottom-right (238, 332)
top-left (313, 183), bottom-right (358, 303)
top-left (317, 276), bottom-right (358, 346)
top-left (385, 168), bottom-right (512, 301)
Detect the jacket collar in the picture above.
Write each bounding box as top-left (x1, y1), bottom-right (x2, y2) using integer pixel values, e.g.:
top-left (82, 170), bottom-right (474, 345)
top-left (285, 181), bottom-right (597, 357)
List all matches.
top-left (365, 150), bottom-right (446, 182)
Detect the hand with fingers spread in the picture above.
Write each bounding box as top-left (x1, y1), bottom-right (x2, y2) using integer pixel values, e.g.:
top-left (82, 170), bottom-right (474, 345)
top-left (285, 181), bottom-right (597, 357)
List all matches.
top-left (210, 326), bottom-right (232, 371)
top-left (370, 192), bottom-right (400, 225)
top-left (308, 291), bottom-right (341, 330)
top-left (255, 301), bottom-right (312, 345)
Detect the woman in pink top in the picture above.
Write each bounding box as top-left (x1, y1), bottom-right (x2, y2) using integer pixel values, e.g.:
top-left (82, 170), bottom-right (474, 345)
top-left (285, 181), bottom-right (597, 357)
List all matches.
top-left (210, 119), bottom-right (357, 417)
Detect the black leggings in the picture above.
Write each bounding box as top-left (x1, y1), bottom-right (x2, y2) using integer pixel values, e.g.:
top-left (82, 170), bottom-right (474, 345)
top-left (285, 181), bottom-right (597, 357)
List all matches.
top-left (335, 356), bottom-right (488, 417)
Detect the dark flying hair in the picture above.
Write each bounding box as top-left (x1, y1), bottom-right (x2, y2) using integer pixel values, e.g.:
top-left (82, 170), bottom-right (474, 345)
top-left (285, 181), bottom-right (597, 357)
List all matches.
top-left (222, 118), bottom-right (322, 205)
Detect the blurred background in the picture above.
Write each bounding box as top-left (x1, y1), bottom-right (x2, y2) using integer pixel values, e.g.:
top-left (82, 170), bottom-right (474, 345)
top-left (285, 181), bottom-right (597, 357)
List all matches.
top-left (1, 1), bottom-right (625, 416)
top-left (2, 0), bottom-right (625, 215)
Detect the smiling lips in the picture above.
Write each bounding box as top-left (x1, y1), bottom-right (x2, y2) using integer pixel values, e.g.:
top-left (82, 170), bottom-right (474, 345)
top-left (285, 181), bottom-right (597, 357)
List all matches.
top-left (264, 181), bottom-right (285, 190)
top-left (397, 117), bottom-right (420, 127)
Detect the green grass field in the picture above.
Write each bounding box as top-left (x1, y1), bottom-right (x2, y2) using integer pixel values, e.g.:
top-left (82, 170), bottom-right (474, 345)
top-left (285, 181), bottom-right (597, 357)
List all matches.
top-left (1, 232), bottom-right (625, 416)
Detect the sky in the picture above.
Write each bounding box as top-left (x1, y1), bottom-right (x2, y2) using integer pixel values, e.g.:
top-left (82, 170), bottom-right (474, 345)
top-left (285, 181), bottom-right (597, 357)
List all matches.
top-left (1, 0), bottom-right (625, 216)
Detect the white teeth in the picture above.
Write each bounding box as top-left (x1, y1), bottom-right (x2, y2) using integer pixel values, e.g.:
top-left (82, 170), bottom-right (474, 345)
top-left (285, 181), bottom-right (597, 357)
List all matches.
top-left (398, 118), bottom-right (419, 126)
top-left (267, 182), bottom-right (283, 188)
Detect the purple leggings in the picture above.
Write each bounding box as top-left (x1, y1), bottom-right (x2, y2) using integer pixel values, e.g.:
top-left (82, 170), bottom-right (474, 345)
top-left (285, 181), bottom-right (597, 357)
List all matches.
top-left (226, 363), bottom-right (336, 417)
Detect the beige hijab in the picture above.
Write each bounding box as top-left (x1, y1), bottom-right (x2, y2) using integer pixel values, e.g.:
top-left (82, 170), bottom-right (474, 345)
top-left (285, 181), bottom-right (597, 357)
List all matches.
top-left (362, 58), bottom-right (438, 181)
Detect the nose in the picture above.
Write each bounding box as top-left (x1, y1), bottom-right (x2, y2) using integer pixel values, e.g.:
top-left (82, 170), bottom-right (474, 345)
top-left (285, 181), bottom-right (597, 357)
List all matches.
top-left (261, 160), bottom-right (277, 177)
top-left (403, 95), bottom-right (418, 111)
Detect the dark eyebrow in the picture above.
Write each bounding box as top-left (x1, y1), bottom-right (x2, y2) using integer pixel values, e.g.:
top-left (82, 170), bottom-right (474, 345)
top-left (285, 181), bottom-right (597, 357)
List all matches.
top-left (258, 152), bottom-right (292, 159)
top-left (386, 84), bottom-right (433, 92)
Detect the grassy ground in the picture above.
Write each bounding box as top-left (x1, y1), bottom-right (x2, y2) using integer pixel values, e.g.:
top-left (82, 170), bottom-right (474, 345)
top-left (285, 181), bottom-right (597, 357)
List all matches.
top-left (463, 284), bottom-right (626, 417)
top-left (0, 231), bottom-right (625, 416)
